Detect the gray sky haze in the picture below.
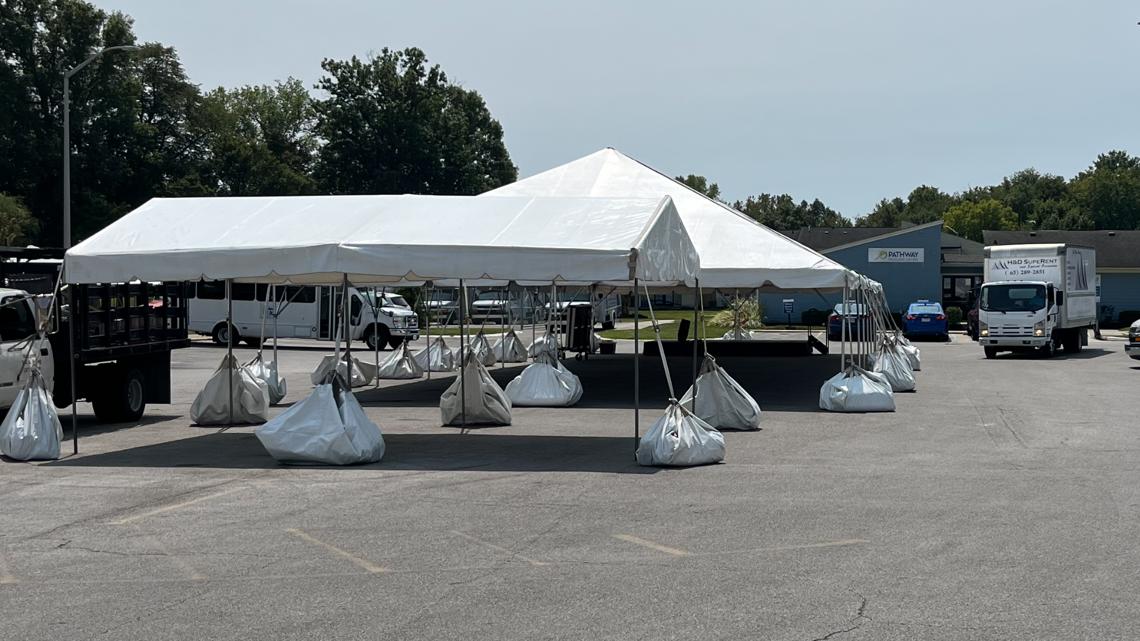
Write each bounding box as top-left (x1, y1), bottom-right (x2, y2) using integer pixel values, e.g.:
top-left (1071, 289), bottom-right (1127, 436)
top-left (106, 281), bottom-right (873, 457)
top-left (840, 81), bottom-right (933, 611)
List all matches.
top-left (98, 0), bottom-right (1140, 218)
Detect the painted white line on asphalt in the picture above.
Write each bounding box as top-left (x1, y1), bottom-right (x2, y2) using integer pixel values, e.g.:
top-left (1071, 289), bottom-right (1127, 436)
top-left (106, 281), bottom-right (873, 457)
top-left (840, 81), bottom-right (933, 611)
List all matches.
top-left (694, 538), bottom-right (870, 557)
top-left (613, 534), bottom-right (690, 557)
top-left (449, 530), bottom-right (548, 567)
top-left (286, 528), bottom-right (386, 574)
top-left (111, 487), bottom-right (244, 526)
top-left (136, 529), bottom-right (206, 581)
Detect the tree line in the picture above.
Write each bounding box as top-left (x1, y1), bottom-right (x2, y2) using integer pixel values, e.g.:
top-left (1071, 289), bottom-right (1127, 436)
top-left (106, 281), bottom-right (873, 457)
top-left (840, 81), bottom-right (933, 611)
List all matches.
top-left (0, 0), bottom-right (517, 247)
top-left (680, 150), bottom-right (1140, 242)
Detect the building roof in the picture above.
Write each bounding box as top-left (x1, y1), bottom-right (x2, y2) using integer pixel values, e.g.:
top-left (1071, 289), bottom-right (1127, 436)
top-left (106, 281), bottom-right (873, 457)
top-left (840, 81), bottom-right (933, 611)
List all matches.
top-left (983, 230), bottom-right (1140, 269)
top-left (941, 231), bottom-right (985, 266)
top-left (783, 227), bottom-right (898, 251)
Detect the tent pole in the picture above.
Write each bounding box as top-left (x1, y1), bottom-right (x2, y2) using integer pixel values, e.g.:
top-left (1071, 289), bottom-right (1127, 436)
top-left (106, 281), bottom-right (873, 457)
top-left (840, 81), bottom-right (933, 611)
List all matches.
top-left (375, 286), bottom-right (381, 388)
top-left (733, 288), bottom-right (739, 339)
top-left (226, 279), bottom-right (233, 426)
top-left (531, 287), bottom-right (537, 355)
top-left (633, 278), bottom-right (640, 455)
top-left (552, 283), bottom-right (559, 352)
top-left (342, 275), bottom-right (351, 374)
top-left (68, 283), bottom-right (78, 455)
top-left (424, 284), bottom-right (431, 381)
top-left (841, 276), bottom-right (848, 371)
top-left (459, 279), bottom-right (466, 426)
top-left (271, 285), bottom-right (279, 368)
top-left (500, 285), bottom-right (507, 368)
top-left (691, 279), bottom-right (700, 386)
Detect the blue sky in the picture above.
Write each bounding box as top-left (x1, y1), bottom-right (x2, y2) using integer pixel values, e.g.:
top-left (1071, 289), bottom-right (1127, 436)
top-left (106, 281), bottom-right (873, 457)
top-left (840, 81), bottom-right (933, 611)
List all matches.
top-left (100, 0), bottom-right (1140, 219)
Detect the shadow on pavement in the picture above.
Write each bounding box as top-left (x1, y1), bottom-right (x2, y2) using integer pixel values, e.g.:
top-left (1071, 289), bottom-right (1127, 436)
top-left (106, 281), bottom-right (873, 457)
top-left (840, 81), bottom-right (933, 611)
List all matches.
top-left (45, 431), bottom-right (660, 474)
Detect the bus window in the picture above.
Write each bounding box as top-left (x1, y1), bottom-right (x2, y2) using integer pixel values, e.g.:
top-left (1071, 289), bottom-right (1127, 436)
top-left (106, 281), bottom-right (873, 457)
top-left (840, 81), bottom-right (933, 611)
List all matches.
top-left (350, 294), bottom-right (363, 322)
top-left (285, 286), bottom-right (315, 304)
top-left (196, 281), bottom-right (225, 300)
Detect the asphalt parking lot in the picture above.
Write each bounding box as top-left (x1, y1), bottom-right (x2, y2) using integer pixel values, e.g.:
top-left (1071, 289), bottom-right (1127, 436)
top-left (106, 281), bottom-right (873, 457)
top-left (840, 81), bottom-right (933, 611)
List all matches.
top-left (2, 334), bottom-right (1138, 640)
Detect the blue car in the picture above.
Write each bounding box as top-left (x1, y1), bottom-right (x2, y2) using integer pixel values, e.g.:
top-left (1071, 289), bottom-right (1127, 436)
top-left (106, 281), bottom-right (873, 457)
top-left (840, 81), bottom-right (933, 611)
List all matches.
top-left (903, 300), bottom-right (948, 340)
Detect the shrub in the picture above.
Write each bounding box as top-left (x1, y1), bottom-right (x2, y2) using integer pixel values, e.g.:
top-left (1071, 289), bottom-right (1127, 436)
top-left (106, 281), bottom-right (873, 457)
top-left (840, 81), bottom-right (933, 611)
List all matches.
top-left (710, 297), bottom-right (763, 329)
top-left (946, 306), bottom-right (963, 327)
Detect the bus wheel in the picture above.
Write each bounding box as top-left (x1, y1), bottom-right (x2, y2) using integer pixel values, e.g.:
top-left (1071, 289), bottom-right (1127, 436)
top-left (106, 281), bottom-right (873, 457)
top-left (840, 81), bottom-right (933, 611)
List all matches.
top-left (365, 325), bottom-right (390, 350)
top-left (212, 322), bottom-right (239, 346)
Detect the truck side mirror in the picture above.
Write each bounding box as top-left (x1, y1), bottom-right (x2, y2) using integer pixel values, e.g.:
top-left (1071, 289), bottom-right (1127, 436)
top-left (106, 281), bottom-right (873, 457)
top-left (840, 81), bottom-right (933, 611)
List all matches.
top-left (1055, 291), bottom-right (1064, 306)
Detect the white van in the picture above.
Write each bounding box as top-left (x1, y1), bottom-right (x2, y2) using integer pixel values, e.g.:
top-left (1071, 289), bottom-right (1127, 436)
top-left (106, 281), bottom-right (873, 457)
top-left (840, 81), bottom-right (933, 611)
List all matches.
top-left (188, 283), bottom-right (419, 350)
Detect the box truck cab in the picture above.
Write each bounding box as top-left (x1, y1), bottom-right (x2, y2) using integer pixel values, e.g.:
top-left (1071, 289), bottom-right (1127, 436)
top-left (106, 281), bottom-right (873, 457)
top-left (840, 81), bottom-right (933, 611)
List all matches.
top-left (979, 244), bottom-right (1096, 359)
top-left (189, 283), bottom-right (419, 350)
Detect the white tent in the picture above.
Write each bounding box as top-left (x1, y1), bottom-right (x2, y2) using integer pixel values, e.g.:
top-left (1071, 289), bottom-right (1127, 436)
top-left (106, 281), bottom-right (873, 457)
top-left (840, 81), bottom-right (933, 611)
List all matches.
top-left (64, 194), bottom-right (698, 287)
top-left (485, 148), bottom-right (849, 290)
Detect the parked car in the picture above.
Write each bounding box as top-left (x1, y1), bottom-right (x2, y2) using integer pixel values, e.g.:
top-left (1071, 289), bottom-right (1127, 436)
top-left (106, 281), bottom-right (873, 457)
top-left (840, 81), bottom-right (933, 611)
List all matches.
top-left (424, 289), bottom-right (458, 323)
top-left (903, 300), bottom-right (948, 340)
top-left (1126, 319), bottom-right (1140, 360)
top-left (827, 302), bottom-right (869, 341)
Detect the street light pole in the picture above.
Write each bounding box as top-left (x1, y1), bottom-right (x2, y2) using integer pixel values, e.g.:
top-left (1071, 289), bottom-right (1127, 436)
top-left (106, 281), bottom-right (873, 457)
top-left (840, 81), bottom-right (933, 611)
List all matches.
top-left (62, 45), bottom-right (140, 249)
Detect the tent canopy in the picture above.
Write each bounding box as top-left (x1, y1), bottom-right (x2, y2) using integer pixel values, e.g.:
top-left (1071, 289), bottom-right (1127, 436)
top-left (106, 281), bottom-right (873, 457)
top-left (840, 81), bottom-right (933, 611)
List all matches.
top-left (64, 194), bottom-right (699, 286)
top-left (485, 148), bottom-right (852, 291)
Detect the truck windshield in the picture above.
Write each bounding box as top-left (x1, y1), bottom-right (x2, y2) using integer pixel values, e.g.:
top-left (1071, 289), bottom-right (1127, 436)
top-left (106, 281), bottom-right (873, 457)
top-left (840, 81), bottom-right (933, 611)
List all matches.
top-left (981, 284), bottom-right (1046, 312)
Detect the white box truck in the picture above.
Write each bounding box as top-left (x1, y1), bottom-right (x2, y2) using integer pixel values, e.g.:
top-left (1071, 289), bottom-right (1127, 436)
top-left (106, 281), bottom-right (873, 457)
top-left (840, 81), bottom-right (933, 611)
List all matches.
top-left (979, 243), bottom-right (1096, 358)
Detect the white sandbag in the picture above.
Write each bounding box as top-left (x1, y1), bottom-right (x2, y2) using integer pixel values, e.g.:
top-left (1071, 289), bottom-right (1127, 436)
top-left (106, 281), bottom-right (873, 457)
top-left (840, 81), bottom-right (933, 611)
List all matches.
top-left (191, 355), bottom-right (270, 425)
top-left (255, 382), bottom-right (384, 465)
top-left (470, 332), bottom-right (498, 366)
top-left (679, 354), bottom-right (761, 430)
top-left (505, 352), bottom-right (583, 407)
top-left (527, 332), bottom-right (560, 358)
top-left (636, 401), bottom-right (726, 467)
top-left (414, 336), bottom-right (457, 372)
top-left (490, 329), bottom-right (529, 363)
top-left (310, 354), bottom-right (376, 388)
top-left (376, 342), bottom-right (424, 379)
top-left (819, 365), bottom-right (895, 412)
top-left (441, 352), bottom-right (512, 426)
top-left (873, 341), bottom-right (916, 392)
top-left (0, 370), bottom-right (62, 461)
top-left (720, 327), bottom-right (755, 340)
top-left (242, 354), bottom-right (287, 404)
top-left (898, 337), bottom-right (921, 371)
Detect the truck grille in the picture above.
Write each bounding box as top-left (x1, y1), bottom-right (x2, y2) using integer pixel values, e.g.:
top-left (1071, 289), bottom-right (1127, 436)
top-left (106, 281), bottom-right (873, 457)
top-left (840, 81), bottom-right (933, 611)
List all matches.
top-left (990, 324), bottom-right (1034, 336)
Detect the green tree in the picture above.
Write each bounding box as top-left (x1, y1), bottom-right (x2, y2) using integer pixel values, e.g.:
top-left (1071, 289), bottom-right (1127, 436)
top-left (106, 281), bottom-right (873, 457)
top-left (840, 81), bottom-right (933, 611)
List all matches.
top-left (855, 197), bottom-right (907, 227)
top-left (195, 79), bottom-right (317, 196)
top-left (313, 48), bottom-right (516, 195)
top-left (0, 0), bottom-right (204, 243)
top-left (942, 199), bottom-right (1017, 241)
top-left (988, 168), bottom-right (1068, 228)
top-left (0, 194), bottom-right (39, 245)
top-left (734, 194), bottom-right (850, 229)
top-left (1067, 151), bottom-right (1140, 230)
top-left (676, 174), bottom-right (720, 200)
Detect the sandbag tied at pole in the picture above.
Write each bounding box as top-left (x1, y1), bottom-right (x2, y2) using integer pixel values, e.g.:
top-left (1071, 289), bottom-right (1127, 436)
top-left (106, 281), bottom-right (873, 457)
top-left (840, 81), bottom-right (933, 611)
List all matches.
top-left (376, 340), bottom-right (424, 380)
top-left (490, 329), bottom-right (529, 363)
top-left (505, 351), bottom-right (583, 407)
top-left (679, 354), bottom-right (761, 431)
top-left (1, 368), bottom-right (63, 461)
top-left (441, 350), bottom-right (512, 427)
top-left (256, 376), bottom-right (384, 466)
top-left (310, 353), bottom-right (377, 388)
top-left (819, 364), bottom-right (895, 413)
top-left (636, 400), bottom-right (725, 467)
top-left (527, 332), bottom-right (559, 359)
top-left (414, 335), bottom-right (457, 372)
top-left (241, 285), bottom-right (287, 404)
top-left (872, 334), bottom-right (916, 393)
top-left (469, 331), bottom-right (498, 367)
top-left (191, 354), bottom-right (271, 425)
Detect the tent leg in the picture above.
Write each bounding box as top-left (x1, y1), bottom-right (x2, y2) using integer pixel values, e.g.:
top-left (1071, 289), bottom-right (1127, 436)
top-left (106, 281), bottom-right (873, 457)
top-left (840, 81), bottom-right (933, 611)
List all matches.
top-left (68, 285), bottom-right (78, 455)
top-left (691, 279), bottom-right (699, 386)
top-left (375, 286), bottom-right (381, 387)
top-left (733, 288), bottom-right (739, 339)
top-left (226, 279), bottom-right (233, 426)
top-left (459, 279), bottom-right (466, 427)
top-left (633, 278), bottom-right (640, 456)
top-left (424, 284), bottom-right (431, 381)
top-left (342, 275), bottom-right (351, 377)
top-left (501, 285), bottom-right (507, 368)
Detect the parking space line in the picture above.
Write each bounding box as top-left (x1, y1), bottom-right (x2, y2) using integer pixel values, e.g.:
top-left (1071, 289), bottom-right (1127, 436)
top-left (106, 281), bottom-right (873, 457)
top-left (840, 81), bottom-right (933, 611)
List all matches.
top-left (111, 487), bottom-right (245, 526)
top-left (449, 530), bottom-right (548, 567)
top-left (693, 538), bottom-right (870, 557)
top-left (612, 534), bottom-right (690, 557)
top-left (285, 528), bottom-right (386, 574)
top-left (0, 549), bottom-right (17, 584)
top-left (136, 529), bottom-right (206, 581)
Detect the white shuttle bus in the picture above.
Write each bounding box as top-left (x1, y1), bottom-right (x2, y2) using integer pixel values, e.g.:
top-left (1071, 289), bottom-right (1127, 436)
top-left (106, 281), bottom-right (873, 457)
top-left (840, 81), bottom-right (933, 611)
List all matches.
top-left (188, 282), bottom-right (419, 350)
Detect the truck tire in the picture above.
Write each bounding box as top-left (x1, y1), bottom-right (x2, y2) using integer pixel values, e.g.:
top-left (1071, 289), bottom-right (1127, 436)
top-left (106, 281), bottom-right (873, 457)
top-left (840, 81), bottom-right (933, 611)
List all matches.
top-left (212, 323), bottom-right (239, 346)
top-left (244, 337), bottom-right (262, 348)
top-left (364, 324), bottom-right (390, 351)
top-left (91, 368), bottom-right (146, 423)
top-left (984, 347), bottom-right (998, 359)
top-left (387, 336), bottom-right (404, 349)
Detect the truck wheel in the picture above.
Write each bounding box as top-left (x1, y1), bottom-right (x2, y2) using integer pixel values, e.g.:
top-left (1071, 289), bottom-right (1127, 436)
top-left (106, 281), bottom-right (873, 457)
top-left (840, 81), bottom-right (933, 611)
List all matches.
top-left (244, 337), bottom-right (262, 348)
top-left (364, 325), bottom-right (390, 351)
top-left (984, 347), bottom-right (998, 359)
top-left (387, 336), bottom-right (404, 349)
top-left (212, 323), bottom-right (239, 346)
top-left (91, 368), bottom-right (146, 423)
top-left (1040, 341), bottom-right (1055, 358)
